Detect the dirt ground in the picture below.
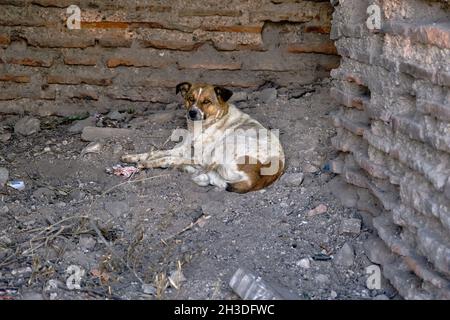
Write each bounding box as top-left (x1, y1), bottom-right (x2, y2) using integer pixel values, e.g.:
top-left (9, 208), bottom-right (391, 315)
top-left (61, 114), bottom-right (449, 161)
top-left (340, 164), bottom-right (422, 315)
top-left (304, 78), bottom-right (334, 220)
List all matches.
top-left (0, 80), bottom-right (398, 300)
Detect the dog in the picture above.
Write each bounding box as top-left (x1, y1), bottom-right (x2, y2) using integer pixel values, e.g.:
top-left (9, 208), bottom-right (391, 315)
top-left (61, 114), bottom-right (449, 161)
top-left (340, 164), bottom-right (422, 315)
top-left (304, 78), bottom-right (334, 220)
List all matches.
top-left (121, 82), bottom-right (285, 193)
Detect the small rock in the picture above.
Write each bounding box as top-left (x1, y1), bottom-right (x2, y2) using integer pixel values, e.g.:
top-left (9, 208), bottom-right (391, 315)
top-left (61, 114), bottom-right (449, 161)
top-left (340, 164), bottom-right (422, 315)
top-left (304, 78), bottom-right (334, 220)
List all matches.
top-left (307, 204), bottom-right (328, 217)
top-left (0, 167), bottom-right (9, 187)
top-left (69, 189), bottom-right (86, 201)
top-left (14, 116), bottom-right (41, 136)
top-left (11, 266), bottom-right (32, 276)
top-left (296, 258), bottom-right (311, 269)
top-left (303, 163), bottom-right (319, 173)
top-left (81, 126), bottom-right (134, 142)
top-left (141, 283), bottom-right (156, 295)
top-left (340, 218), bottom-right (362, 234)
top-left (258, 88), bottom-right (277, 104)
top-left (32, 187), bottom-right (56, 200)
top-left (230, 91), bottom-right (248, 103)
top-left (333, 242), bottom-right (355, 267)
top-left (282, 173), bottom-right (304, 187)
top-left (79, 234), bottom-right (96, 250)
top-left (106, 110), bottom-right (125, 121)
top-left (68, 117), bottom-right (95, 134)
top-left (0, 132), bottom-right (11, 142)
top-left (330, 290), bottom-right (338, 299)
top-left (315, 274), bottom-right (330, 284)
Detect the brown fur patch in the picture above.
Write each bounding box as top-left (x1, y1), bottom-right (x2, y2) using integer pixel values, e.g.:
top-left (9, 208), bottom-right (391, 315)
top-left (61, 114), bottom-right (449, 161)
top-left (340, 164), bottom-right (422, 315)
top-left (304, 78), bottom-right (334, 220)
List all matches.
top-left (226, 156), bottom-right (284, 193)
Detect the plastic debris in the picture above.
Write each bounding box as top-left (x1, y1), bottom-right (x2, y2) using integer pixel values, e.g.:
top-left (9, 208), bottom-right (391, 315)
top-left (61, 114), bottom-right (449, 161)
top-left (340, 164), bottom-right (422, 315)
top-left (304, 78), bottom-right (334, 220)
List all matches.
top-left (7, 180), bottom-right (25, 191)
top-left (229, 267), bottom-right (284, 300)
top-left (106, 164), bottom-right (139, 178)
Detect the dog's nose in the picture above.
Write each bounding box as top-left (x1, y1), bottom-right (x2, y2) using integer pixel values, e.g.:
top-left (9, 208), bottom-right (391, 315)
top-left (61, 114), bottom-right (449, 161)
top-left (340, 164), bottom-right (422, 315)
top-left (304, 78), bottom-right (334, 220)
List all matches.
top-left (188, 109), bottom-right (198, 120)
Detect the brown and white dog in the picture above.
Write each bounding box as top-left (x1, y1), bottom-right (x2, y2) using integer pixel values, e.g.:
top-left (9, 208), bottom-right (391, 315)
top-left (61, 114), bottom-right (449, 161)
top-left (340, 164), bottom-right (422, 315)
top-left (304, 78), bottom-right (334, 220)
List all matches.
top-left (121, 82), bottom-right (285, 193)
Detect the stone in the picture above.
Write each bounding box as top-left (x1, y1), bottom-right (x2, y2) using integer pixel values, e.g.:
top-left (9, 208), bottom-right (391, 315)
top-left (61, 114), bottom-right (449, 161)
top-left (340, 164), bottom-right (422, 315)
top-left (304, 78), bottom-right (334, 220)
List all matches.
top-left (147, 111), bottom-right (175, 124)
top-left (307, 204), bottom-right (328, 217)
top-left (79, 234), bottom-right (96, 250)
top-left (303, 163), bottom-right (319, 173)
top-left (282, 173), bottom-right (304, 187)
top-left (106, 110), bottom-right (125, 121)
top-left (69, 189), bottom-right (86, 201)
top-left (81, 126), bottom-right (134, 142)
top-left (330, 290), bottom-right (338, 298)
top-left (340, 218), bottom-right (362, 235)
top-left (333, 242), bottom-right (355, 267)
top-left (229, 91), bottom-right (248, 103)
top-left (68, 117), bottom-right (96, 134)
top-left (32, 187), bottom-right (56, 200)
top-left (296, 258), bottom-right (311, 269)
top-left (0, 132), bottom-right (11, 142)
top-left (142, 283), bottom-right (156, 295)
top-left (0, 167), bottom-right (9, 187)
top-left (14, 116), bottom-right (40, 136)
top-left (258, 88), bottom-right (277, 104)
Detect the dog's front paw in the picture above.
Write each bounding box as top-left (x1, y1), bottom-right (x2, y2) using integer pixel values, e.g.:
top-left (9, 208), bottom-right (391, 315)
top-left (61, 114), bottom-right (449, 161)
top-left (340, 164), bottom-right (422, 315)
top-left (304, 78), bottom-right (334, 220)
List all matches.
top-left (121, 154), bottom-right (137, 163)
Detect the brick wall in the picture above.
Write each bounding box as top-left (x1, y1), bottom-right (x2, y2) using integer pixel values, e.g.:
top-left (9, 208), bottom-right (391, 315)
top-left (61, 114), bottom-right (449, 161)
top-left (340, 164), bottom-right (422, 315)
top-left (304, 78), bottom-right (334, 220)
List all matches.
top-left (329, 0), bottom-right (450, 299)
top-left (0, 0), bottom-right (339, 116)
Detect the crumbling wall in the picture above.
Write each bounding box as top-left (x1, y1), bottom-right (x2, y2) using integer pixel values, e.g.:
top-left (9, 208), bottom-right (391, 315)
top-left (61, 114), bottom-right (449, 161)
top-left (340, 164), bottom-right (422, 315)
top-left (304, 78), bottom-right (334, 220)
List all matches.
top-left (0, 0), bottom-right (339, 116)
top-left (329, 0), bottom-right (450, 299)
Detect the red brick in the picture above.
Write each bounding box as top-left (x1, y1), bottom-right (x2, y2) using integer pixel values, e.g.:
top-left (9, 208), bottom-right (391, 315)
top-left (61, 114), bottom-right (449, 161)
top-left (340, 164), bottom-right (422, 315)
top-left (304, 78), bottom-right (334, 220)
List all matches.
top-left (106, 57), bottom-right (169, 68)
top-left (81, 21), bottom-right (130, 30)
top-left (287, 42), bottom-right (337, 55)
top-left (63, 55), bottom-right (97, 66)
top-left (47, 75), bottom-right (113, 86)
top-left (98, 33), bottom-right (133, 48)
top-left (8, 57), bottom-right (53, 67)
top-left (0, 34), bottom-right (10, 46)
top-left (0, 74), bottom-right (30, 83)
top-left (304, 25), bottom-right (331, 34)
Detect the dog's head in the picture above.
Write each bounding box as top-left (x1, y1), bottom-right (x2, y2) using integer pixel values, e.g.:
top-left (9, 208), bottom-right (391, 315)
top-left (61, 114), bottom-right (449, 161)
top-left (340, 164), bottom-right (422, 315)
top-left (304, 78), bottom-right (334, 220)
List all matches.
top-left (176, 82), bottom-right (233, 122)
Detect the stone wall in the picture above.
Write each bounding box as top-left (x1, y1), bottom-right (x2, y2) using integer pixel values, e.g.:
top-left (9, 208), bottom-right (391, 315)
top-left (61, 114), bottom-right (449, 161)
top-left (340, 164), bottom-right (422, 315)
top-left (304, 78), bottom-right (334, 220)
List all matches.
top-left (0, 0), bottom-right (339, 116)
top-left (329, 0), bottom-right (450, 299)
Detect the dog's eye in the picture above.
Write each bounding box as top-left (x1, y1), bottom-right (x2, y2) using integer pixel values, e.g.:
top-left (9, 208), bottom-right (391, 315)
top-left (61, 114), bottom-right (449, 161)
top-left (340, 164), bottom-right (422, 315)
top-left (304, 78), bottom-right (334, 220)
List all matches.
top-left (203, 99), bottom-right (211, 105)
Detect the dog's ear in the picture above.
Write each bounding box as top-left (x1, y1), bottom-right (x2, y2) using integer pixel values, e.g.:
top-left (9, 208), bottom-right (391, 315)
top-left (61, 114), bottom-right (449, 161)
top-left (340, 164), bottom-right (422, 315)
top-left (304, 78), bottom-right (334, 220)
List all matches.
top-left (214, 86), bottom-right (233, 102)
top-left (176, 82), bottom-right (192, 98)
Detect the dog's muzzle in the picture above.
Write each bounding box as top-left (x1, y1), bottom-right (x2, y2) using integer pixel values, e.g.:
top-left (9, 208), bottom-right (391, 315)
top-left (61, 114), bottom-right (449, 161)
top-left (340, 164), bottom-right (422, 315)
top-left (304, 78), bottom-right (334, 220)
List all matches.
top-left (188, 107), bottom-right (203, 121)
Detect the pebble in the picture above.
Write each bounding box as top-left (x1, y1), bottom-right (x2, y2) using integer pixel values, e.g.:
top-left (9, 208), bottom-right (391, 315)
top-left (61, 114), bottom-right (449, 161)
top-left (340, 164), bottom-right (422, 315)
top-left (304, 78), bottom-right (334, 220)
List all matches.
top-left (0, 167), bottom-right (9, 187)
top-left (303, 163), bottom-right (319, 173)
top-left (68, 117), bottom-right (95, 134)
top-left (307, 204), bottom-right (328, 217)
top-left (282, 172), bottom-right (304, 187)
top-left (374, 294), bottom-right (389, 300)
top-left (69, 189), bottom-right (86, 201)
top-left (340, 218), bottom-right (362, 234)
top-left (333, 242), bottom-right (355, 267)
top-left (79, 234), bottom-right (96, 250)
top-left (106, 110), bottom-right (126, 121)
top-left (32, 187), bottom-right (56, 200)
top-left (14, 116), bottom-right (41, 136)
top-left (141, 283), bottom-right (157, 295)
top-left (0, 132), bottom-right (11, 142)
top-left (296, 258), bottom-right (311, 269)
top-left (330, 290), bottom-right (338, 299)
